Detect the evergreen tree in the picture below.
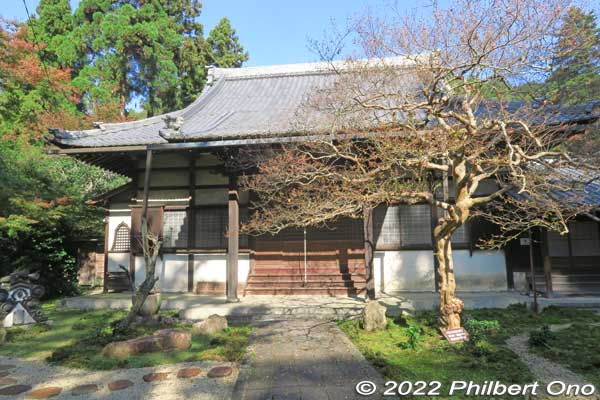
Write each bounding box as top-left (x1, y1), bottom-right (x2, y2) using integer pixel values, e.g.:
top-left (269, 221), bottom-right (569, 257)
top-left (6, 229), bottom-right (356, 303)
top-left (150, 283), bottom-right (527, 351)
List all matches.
top-left (546, 7), bottom-right (600, 104)
top-left (29, 0), bottom-right (73, 67)
top-left (207, 17), bottom-right (249, 68)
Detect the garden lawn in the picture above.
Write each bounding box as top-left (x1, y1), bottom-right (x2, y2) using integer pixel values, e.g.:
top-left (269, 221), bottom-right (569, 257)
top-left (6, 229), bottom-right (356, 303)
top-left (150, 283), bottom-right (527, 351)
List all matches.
top-left (0, 301), bottom-right (251, 370)
top-left (338, 304), bottom-right (600, 400)
top-left (531, 322), bottom-right (600, 389)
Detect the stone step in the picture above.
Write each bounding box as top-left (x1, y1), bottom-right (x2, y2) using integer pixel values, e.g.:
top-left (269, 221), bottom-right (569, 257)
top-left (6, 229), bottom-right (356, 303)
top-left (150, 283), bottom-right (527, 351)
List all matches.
top-left (248, 273), bottom-right (366, 282)
top-left (252, 266), bottom-right (367, 274)
top-left (244, 287), bottom-right (366, 295)
top-left (245, 280), bottom-right (365, 288)
top-left (179, 304), bottom-right (365, 321)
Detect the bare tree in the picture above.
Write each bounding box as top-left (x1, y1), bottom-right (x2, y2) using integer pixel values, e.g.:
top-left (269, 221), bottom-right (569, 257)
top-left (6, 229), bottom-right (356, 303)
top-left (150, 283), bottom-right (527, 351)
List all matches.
top-left (113, 218), bottom-right (161, 335)
top-left (242, 0), bottom-right (598, 329)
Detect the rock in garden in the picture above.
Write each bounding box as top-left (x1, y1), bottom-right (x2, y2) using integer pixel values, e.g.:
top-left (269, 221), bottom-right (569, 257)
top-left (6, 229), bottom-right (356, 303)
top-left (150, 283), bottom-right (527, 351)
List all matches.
top-left (154, 329), bottom-right (191, 350)
top-left (26, 386), bottom-right (62, 399)
top-left (207, 366), bottom-right (233, 378)
top-left (0, 384), bottom-right (31, 395)
top-left (143, 372), bottom-right (169, 383)
top-left (362, 300), bottom-right (387, 331)
top-left (192, 314), bottom-right (228, 336)
top-left (70, 384), bottom-right (99, 396)
top-left (102, 336), bottom-right (165, 359)
top-left (107, 380), bottom-right (134, 391)
top-left (177, 367), bottom-right (202, 379)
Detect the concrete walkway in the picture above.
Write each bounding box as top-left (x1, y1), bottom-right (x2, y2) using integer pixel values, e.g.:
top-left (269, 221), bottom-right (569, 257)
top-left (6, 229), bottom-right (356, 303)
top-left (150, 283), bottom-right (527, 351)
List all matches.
top-left (233, 320), bottom-right (385, 400)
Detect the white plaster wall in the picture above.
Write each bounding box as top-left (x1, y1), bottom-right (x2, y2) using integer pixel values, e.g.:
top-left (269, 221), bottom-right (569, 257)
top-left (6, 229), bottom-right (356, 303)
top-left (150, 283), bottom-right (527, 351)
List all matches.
top-left (453, 249), bottom-right (507, 291)
top-left (376, 250), bottom-right (436, 292)
top-left (134, 256), bottom-right (163, 290)
top-left (107, 253), bottom-right (130, 273)
top-left (134, 254), bottom-right (191, 292)
top-left (193, 254), bottom-right (250, 285)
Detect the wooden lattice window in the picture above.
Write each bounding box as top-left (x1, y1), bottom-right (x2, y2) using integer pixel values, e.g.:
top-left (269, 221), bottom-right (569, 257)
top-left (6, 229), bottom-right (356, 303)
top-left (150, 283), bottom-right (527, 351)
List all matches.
top-left (111, 222), bottom-right (131, 252)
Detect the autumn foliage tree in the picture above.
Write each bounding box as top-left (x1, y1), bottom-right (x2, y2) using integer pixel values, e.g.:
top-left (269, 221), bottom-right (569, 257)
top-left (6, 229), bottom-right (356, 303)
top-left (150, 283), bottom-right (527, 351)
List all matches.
top-left (241, 0), bottom-right (599, 329)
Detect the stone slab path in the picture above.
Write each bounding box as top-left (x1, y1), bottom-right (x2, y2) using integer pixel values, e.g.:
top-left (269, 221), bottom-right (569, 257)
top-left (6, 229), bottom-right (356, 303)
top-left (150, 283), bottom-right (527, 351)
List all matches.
top-left (0, 356), bottom-right (237, 399)
top-left (233, 319), bottom-right (386, 400)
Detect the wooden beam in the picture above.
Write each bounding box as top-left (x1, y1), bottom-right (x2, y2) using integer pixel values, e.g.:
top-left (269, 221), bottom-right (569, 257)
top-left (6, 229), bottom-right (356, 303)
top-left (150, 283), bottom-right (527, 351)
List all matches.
top-left (48, 145), bottom-right (148, 155)
top-left (363, 205), bottom-right (375, 299)
top-left (226, 175), bottom-right (240, 302)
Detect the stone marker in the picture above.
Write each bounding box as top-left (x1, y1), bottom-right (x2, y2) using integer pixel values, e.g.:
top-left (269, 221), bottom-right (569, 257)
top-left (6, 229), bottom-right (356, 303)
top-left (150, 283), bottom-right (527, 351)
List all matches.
top-left (70, 384), bottom-right (99, 396)
top-left (177, 367), bottom-right (202, 379)
top-left (108, 380), bottom-right (134, 391)
top-left (362, 300), bottom-right (387, 331)
top-left (207, 366), bottom-right (233, 378)
top-left (0, 377), bottom-right (17, 385)
top-left (0, 384), bottom-right (31, 396)
top-left (0, 328), bottom-right (5, 345)
top-left (143, 372), bottom-right (169, 383)
top-left (154, 329), bottom-right (191, 350)
top-left (192, 314), bottom-right (228, 336)
top-left (26, 386), bottom-right (62, 399)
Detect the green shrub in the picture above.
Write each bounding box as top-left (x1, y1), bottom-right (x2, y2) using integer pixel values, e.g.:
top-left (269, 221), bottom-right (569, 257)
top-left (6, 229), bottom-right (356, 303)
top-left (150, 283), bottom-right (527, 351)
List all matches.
top-left (400, 325), bottom-right (422, 350)
top-left (529, 325), bottom-right (555, 348)
top-left (465, 319), bottom-right (501, 341)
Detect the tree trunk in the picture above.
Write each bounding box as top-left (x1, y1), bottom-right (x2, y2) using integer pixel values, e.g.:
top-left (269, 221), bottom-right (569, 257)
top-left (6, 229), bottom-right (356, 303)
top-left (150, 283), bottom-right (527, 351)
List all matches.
top-left (435, 233), bottom-right (463, 329)
top-left (113, 217), bottom-right (160, 335)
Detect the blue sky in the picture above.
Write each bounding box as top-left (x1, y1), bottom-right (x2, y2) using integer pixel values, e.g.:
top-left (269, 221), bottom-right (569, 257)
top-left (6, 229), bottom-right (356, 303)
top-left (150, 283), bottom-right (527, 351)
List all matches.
top-left (4, 0), bottom-right (437, 67)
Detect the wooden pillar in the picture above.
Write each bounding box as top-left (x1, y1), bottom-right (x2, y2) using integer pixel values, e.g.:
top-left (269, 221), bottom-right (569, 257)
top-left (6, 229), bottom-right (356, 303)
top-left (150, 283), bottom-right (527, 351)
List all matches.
top-left (226, 175), bottom-right (240, 302)
top-left (129, 169), bottom-right (138, 288)
top-left (188, 156), bottom-right (196, 293)
top-left (541, 229), bottom-right (554, 298)
top-left (141, 149), bottom-right (153, 219)
top-left (102, 210), bottom-right (109, 293)
top-left (363, 206), bottom-right (375, 300)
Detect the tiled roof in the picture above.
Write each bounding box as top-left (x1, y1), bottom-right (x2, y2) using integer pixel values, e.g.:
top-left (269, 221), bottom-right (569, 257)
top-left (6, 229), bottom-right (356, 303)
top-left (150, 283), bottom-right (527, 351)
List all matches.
top-left (49, 58), bottom-right (600, 148)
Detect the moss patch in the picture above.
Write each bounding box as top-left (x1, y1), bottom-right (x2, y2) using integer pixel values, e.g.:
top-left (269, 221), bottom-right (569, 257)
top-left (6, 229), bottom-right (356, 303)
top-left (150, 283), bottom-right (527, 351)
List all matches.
top-left (531, 322), bottom-right (600, 389)
top-left (339, 305), bottom-right (600, 400)
top-left (0, 302), bottom-right (251, 370)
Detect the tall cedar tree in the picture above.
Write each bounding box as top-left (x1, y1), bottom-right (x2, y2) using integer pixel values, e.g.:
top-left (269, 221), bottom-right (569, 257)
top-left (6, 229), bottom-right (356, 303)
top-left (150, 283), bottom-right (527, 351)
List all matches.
top-left (546, 7), bottom-right (600, 104)
top-left (207, 17), bottom-right (249, 68)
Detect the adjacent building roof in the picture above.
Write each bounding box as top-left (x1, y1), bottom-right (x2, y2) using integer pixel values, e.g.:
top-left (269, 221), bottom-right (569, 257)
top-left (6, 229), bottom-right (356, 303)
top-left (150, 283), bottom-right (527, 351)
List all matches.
top-left (49, 58), bottom-right (600, 150)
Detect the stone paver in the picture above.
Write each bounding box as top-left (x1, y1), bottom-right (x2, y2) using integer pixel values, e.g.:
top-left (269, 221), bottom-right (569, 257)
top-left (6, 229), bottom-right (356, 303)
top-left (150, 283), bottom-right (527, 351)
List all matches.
top-left (70, 384), bottom-right (99, 396)
top-left (143, 372), bottom-right (170, 383)
top-left (0, 356), bottom-right (237, 400)
top-left (26, 386), bottom-right (62, 399)
top-left (107, 380), bottom-right (134, 391)
top-left (207, 366), bottom-right (232, 378)
top-left (0, 377), bottom-right (17, 385)
top-left (234, 319), bottom-right (385, 400)
top-left (177, 367), bottom-right (202, 379)
top-left (0, 384), bottom-right (31, 396)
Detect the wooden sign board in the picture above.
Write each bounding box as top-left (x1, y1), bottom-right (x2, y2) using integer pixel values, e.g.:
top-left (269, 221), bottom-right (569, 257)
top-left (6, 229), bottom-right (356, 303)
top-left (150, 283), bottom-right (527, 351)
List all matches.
top-left (442, 327), bottom-right (469, 343)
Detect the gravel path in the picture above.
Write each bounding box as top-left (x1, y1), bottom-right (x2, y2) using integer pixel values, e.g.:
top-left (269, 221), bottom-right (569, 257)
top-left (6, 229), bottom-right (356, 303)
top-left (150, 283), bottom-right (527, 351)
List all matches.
top-left (0, 356), bottom-right (237, 399)
top-left (506, 324), bottom-right (598, 400)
